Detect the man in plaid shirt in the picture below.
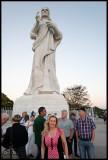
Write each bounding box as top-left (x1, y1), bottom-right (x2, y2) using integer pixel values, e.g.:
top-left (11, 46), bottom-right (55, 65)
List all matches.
top-left (75, 107), bottom-right (96, 159)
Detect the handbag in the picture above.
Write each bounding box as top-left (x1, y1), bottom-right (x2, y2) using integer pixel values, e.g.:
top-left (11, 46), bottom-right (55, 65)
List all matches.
top-left (2, 146), bottom-right (19, 159)
top-left (2, 128), bottom-right (19, 159)
top-left (58, 128), bottom-right (66, 156)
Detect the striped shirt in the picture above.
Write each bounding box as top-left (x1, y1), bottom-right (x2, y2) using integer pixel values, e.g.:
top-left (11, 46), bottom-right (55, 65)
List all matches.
top-left (75, 116), bottom-right (96, 139)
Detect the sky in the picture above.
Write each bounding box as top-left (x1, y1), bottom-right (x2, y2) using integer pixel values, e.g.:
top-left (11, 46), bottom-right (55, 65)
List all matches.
top-left (2, 1), bottom-right (106, 109)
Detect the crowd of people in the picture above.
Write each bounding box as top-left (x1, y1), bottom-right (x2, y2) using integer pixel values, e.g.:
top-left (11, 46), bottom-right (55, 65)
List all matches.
top-left (1, 107), bottom-right (96, 159)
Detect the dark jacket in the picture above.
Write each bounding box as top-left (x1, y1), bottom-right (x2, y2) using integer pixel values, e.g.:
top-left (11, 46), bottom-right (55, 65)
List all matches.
top-left (2, 123), bottom-right (28, 148)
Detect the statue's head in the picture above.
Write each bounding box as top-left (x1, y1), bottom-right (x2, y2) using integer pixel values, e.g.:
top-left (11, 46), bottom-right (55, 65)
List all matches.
top-left (41, 7), bottom-right (51, 21)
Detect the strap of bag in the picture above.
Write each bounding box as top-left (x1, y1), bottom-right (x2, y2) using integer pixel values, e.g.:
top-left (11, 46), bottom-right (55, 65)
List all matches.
top-left (10, 127), bottom-right (13, 159)
top-left (58, 128), bottom-right (65, 155)
top-left (10, 128), bottom-right (13, 146)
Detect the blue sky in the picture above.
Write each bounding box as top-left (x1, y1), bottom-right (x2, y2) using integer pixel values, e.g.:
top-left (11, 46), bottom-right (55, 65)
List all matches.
top-left (2, 1), bottom-right (106, 109)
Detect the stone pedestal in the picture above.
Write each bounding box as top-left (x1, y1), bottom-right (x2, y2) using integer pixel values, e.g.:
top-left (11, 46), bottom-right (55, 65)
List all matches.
top-left (13, 94), bottom-right (69, 118)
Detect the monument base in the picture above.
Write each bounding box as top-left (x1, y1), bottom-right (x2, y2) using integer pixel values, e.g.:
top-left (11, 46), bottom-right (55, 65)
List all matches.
top-left (13, 94), bottom-right (69, 118)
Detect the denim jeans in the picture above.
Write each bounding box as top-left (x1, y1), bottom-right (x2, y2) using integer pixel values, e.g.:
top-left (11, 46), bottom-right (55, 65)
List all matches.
top-left (35, 144), bottom-right (41, 159)
top-left (78, 140), bottom-right (95, 159)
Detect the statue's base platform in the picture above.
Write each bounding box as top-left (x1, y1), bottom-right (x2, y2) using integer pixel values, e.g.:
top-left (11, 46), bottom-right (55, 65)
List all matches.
top-left (13, 94), bottom-right (69, 118)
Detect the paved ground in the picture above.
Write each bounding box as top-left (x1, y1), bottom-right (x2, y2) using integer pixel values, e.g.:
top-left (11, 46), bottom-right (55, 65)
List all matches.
top-left (93, 118), bottom-right (107, 159)
top-left (1, 118), bottom-right (107, 159)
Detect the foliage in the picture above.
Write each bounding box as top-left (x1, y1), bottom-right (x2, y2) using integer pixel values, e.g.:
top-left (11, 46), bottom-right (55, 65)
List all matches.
top-left (93, 106), bottom-right (106, 117)
top-left (1, 93), bottom-right (14, 109)
top-left (62, 85), bottom-right (92, 109)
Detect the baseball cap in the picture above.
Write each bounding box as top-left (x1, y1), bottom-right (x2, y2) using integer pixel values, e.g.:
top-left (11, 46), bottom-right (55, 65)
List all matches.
top-left (77, 107), bottom-right (85, 112)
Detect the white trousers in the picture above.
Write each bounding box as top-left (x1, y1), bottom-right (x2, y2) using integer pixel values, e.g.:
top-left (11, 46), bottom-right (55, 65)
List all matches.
top-left (26, 133), bottom-right (35, 155)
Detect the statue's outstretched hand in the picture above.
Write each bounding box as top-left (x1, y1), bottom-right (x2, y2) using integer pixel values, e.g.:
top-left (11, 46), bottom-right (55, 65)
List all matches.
top-left (35, 12), bottom-right (40, 22)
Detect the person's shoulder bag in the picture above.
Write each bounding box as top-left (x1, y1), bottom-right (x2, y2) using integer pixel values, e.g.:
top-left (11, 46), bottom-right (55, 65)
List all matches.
top-left (2, 127), bottom-right (19, 159)
top-left (58, 128), bottom-right (66, 158)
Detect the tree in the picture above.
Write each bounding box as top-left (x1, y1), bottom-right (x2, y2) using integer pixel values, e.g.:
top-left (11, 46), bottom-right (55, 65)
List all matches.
top-left (93, 106), bottom-right (106, 117)
top-left (62, 85), bottom-right (92, 109)
top-left (1, 93), bottom-right (14, 109)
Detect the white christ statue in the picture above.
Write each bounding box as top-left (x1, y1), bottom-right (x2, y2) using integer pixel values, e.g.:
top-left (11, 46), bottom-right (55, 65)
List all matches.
top-left (24, 7), bottom-right (63, 95)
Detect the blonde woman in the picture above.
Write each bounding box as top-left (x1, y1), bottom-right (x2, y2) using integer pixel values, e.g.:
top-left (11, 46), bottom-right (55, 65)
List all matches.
top-left (41, 115), bottom-right (69, 159)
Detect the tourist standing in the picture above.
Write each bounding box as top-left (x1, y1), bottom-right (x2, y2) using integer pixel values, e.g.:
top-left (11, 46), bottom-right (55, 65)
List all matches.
top-left (25, 112), bottom-right (36, 158)
top-left (70, 113), bottom-right (80, 157)
top-left (1, 113), bottom-right (9, 126)
top-left (76, 107), bottom-right (96, 159)
top-left (20, 111), bottom-right (27, 126)
top-left (59, 110), bottom-right (74, 159)
top-left (33, 107), bottom-right (47, 159)
top-left (103, 112), bottom-right (107, 124)
top-left (41, 115), bottom-right (69, 159)
top-left (2, 114), bottom-right (28, 159)
top-left (1, 113), bottom-right (9, 144)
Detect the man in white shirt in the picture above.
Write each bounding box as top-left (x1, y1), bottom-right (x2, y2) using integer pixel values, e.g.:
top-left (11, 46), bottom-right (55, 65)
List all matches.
top-left (25, 112), bottom-right (35, 158)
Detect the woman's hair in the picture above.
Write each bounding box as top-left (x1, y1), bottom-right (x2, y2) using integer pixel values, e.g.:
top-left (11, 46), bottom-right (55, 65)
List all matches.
top-left (24, 114), bottom-right (29, 123)
top-left (43, 115), bottom-right (59, 134)
top-left (22, 111), bottom-right (27, 117)
top-left (12, 114), bottom-right (21, 123)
